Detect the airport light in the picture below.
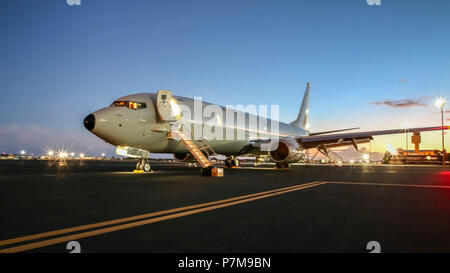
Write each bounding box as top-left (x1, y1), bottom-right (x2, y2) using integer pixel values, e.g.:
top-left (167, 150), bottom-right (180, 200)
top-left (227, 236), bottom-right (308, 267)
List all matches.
top-left (20, 150), bottom-right (26, 155)
top-left (362, 153), bottom-right (370, 163)
top-left (435, 97), bottom-right (446, 108)
top-left (48, 150), bottom-right (54, 156)
top-left (435, 97), bottom-right (446, 165)
top-left (349, 159), bottom-right (355, 164)
top-left (70, 152), bottom-right (75, 157)
top-left (101, 153), bottom-right (105, 158)
top-left (59, 151), bottom-right (68, 158)
top-left (79, 153), bottom-right (85, 158)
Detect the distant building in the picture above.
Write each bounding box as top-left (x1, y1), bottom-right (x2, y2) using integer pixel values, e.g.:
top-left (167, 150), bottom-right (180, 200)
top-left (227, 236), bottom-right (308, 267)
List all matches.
top-left (0, 153), bottom-right (15, 160)
top-left (385, 149), bottom-right (446, 165)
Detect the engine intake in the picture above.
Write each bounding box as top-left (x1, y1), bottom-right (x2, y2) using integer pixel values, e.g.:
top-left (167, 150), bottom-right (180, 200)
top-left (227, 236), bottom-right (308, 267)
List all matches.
top-left (268, 139), bottom-right (304, 163)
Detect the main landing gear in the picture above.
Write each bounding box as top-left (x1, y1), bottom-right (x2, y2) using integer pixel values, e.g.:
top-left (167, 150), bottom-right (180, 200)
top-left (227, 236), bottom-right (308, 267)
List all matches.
top-left (225, 157), bottom-right (239, 168)
top-left (136, 159), bottom-right (151, 172)
top-left (275, 163), bottom-right (291, 169)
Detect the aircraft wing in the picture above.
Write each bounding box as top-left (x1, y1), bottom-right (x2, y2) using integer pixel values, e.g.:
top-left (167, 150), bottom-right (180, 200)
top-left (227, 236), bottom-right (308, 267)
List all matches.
top-left (297, 125), bottom-right (449, 150)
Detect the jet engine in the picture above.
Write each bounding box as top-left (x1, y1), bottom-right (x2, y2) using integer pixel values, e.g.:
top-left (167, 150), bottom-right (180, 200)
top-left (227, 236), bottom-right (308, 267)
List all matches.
top-left (268, 139), bottom-right (304, 163)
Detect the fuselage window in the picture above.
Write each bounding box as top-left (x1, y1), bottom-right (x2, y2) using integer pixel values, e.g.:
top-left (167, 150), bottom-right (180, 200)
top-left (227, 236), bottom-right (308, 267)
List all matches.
top-left (112, 101), bottom-right (147, 110)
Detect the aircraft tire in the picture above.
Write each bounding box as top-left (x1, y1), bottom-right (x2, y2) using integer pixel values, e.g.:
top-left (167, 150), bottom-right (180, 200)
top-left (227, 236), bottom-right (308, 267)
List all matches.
top-left (225, 158), bottom-right (232, 168)
top-left (276, 163), bottom-right (291, 169)
top-left (232, 158), bottom-right (239, 167)
top-left (143, 162), bottom-right (151, 172)
top-left (136, 161), bottom-right (143, 170)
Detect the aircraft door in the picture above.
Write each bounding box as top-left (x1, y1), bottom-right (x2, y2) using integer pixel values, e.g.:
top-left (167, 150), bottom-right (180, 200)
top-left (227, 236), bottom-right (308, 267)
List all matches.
top-left (156, 90), bottom-right (180, 122)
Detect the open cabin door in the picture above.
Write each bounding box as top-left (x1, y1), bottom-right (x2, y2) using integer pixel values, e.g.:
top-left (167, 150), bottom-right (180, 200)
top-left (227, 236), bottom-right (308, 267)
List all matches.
top-left (156, 89), bottom-right (180, 122)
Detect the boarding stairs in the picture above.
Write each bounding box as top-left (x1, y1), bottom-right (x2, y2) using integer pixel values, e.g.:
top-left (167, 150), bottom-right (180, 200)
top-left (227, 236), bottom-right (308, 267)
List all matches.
top-left (170, 124), bottom-right (217, 169)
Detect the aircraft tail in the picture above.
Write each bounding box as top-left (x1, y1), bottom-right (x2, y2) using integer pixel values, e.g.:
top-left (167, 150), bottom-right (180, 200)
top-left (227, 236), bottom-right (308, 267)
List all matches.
top-left (290, 82), bottom-right (310, 129)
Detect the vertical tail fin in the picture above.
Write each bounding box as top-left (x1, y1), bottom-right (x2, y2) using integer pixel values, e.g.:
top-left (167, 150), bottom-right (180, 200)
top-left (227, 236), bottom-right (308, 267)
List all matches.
top-left (290, 82), bottom-right (310, 129)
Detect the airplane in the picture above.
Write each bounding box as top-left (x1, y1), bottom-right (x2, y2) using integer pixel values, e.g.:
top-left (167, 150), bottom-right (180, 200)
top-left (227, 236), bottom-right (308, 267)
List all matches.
top-left (83, 83), bottom-right (448, 174)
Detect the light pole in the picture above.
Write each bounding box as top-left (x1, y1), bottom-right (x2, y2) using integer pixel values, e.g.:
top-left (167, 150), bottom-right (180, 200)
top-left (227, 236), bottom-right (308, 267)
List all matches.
top-left (435, 98), bottom-right (446, 166)
top-left (405, 129), bottom-right (408, 157)
top-left (402, 122), bottom-right (410, 163)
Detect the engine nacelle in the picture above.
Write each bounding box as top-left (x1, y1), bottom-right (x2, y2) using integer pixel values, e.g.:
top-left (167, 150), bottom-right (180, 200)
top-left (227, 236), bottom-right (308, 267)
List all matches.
top-left (268, 139), bottom-right (304, 163)
top-left (173, 153), bottom-right (191, 161)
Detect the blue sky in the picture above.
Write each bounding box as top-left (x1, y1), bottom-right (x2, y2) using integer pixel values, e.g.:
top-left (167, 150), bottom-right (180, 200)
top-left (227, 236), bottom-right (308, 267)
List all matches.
top-left (0, 0), bottom-right (449, 156)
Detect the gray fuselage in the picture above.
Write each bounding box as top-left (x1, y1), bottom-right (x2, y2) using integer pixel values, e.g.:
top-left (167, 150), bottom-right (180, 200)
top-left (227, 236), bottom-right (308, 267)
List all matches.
top-left (85, 93), bottom-right (308, 156)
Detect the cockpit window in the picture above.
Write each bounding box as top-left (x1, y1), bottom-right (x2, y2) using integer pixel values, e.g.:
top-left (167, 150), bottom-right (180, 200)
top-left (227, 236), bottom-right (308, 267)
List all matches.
top-left (112, 101), bottom-right (147, 110)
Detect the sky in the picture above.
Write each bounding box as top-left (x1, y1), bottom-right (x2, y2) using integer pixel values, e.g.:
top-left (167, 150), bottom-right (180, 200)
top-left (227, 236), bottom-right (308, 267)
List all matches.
top-left (0, 0), bottom-right (449, 157)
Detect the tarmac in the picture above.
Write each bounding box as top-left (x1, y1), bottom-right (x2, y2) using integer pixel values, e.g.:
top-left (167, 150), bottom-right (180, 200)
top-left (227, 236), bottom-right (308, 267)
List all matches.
top-left (0, 159), bottom-right (449, 253)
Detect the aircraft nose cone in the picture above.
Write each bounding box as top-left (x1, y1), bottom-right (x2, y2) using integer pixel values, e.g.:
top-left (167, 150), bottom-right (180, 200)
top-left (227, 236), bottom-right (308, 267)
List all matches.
top-left (83, 114), bottom-right (95, 131)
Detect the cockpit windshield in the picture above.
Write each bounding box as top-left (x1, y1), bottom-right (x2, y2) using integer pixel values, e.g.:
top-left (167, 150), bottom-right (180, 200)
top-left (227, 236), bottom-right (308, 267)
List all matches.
top-left (112, 101), bottom-right (147, 110)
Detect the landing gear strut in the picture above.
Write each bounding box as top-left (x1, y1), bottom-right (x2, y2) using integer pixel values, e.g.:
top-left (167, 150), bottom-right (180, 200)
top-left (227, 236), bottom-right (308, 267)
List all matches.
top-left (136, 159), bottom-right (151, 172)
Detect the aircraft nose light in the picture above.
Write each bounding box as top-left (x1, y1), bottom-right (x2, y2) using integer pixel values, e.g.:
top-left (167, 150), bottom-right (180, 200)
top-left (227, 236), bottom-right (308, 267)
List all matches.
top-left (83, 114), bottom-right (95, 131)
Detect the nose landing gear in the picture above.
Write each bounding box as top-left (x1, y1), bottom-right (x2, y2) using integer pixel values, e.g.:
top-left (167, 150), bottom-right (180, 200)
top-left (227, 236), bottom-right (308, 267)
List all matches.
top-left (136, 159), bottom-right (151, 173)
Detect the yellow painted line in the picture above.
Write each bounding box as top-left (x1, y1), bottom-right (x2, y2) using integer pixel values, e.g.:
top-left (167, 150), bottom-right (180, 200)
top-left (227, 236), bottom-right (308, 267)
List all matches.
top-left (1, 182), bottom-right (325, 252)
top-left (0, 181), bottom-right (322, 248)
top-left (326, 181), bottom-right (450, 189)
top-left (0, 182), bottom-right (325, 253)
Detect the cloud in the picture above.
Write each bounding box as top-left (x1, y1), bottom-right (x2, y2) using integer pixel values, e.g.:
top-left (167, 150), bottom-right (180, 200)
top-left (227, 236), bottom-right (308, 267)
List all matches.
top-left (371, 97), bottom-right (429, 108)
